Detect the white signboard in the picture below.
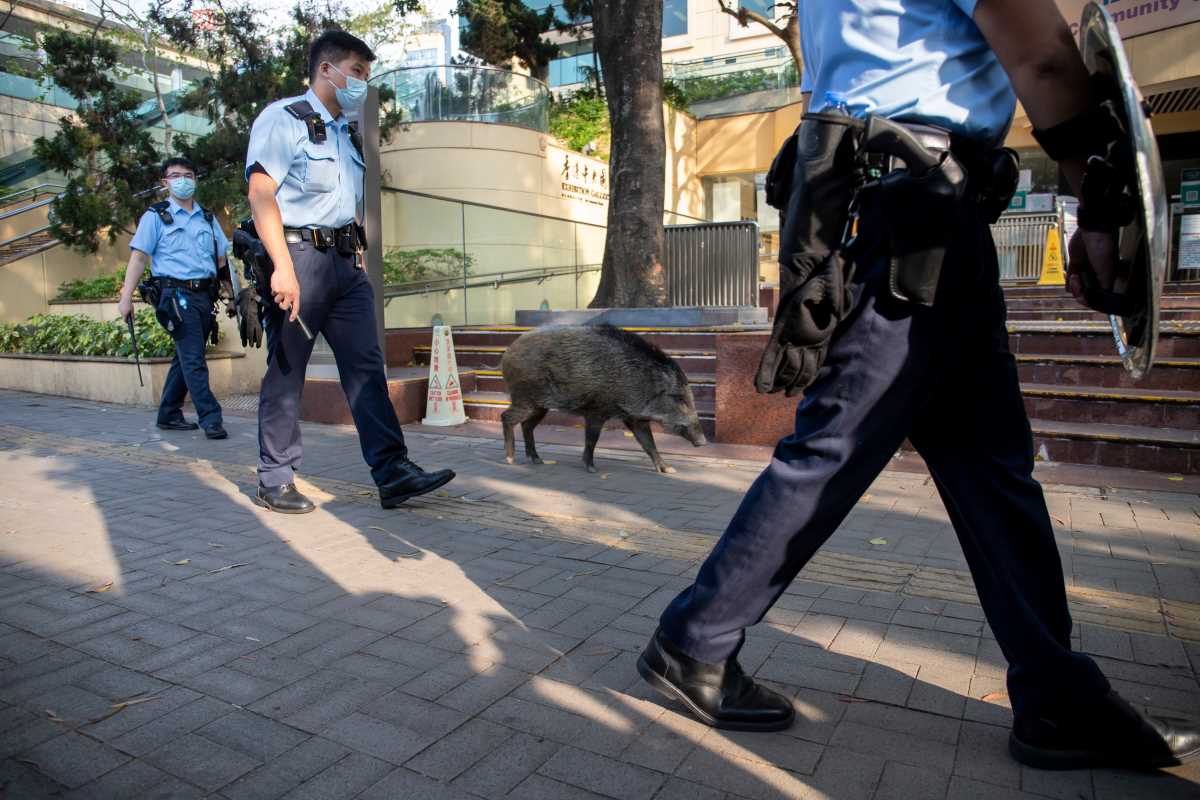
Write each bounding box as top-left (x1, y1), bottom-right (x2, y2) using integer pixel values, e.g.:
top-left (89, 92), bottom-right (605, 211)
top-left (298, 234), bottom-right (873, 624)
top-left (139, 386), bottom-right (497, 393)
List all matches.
top-left (1180, 213), bottom-right (1200, 271)
top-left (1018, 169), bottom-right (1033, 192)
top-left (1026, 193), bottom-right (1056, 212)
top-left (1056, 0), bottom-right (1200, 39)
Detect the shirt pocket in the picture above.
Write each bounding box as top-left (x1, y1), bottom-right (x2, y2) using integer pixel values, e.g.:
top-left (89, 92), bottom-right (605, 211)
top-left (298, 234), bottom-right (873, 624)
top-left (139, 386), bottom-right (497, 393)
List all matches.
top-left (301, 146), bottom-right (338, 193)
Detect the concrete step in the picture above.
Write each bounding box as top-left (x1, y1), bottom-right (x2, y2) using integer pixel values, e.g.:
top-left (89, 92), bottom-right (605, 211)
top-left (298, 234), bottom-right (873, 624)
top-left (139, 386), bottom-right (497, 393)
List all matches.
top-left (1003, 283), bottom-right (1200, 299)
top-left (1007, 308), bottom-right (1200, 322)
top-left (1004, 295), bottom-right (1200, 311)
top-left (450, 325), bottom-right (739, 352)
top-left (461, 390), bottom-right (717, 440)
top-left (471, 368), bottom-right (717, 403)
top-left (1029, 419), bottom-right (1200, 475)
top-left (1006, 321), bottom-right (1200, 358)
top-left (413, 344), bottom-right (719, 375)
top-left (1015, 354), bottom-right (1200, 391)
top-left (1020, 383), bottom-right (1199, 429)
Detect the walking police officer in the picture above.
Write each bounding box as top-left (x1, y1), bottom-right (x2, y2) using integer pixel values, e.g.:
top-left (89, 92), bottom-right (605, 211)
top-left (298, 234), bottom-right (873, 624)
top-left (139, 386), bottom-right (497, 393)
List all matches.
top-left (244, 30), bottom-right (454, 514)
top-left (118, 157), bottom-right (230, 440)
top-left (637, 0), bottom-right (1199, 771)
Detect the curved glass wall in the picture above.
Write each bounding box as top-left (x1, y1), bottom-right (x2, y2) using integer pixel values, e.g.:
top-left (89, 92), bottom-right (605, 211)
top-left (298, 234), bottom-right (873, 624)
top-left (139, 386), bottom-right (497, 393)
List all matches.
top-left (371, 65), bottom-right (550, 134)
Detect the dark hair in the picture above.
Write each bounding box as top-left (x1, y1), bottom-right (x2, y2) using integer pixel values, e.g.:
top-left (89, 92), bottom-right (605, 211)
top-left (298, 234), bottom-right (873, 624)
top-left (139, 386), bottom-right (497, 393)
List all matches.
top-left (161, 157), bottom-right (195, 177)
top-left (308, 30), bottom-right (375, 81)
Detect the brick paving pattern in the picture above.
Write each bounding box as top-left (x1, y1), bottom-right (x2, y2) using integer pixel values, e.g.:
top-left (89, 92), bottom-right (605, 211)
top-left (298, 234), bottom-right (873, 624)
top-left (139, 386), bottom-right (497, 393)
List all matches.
top-left (0, 388), bottom-right (1197, 799)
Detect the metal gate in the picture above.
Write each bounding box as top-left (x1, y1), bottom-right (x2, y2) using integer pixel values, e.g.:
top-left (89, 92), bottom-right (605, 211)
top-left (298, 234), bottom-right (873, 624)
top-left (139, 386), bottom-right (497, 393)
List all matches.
top-left (663, 221), bottom-right (759, 307)
top-left (991, 212), bottom-right (1059, 282)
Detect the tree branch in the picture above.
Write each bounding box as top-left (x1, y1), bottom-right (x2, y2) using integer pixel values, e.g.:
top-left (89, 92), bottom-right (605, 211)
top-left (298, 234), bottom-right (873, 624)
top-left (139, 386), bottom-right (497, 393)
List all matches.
top-left (715, 0), bottom-right (786, 40)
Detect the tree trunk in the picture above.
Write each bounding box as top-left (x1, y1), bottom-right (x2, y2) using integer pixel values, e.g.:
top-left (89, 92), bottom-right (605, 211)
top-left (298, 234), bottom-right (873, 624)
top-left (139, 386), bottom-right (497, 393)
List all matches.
top-left (588, 0), bottom-right (666, 308)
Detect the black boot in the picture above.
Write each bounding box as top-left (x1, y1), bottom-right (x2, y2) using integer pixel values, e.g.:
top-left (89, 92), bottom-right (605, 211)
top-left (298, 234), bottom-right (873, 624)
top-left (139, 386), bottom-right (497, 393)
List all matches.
top-left (638, 628), bottom-right (794, 731)
top-left (204, 424), bottom-right (228, 440)
top-left (378, 458), bottom-right (455, 509)
top-left (254, 483), bottom-right (316, 514)
top-left (157, 418), bottom-right (198, 431)
top-left (1010, 690), bottom-right (1200, 770)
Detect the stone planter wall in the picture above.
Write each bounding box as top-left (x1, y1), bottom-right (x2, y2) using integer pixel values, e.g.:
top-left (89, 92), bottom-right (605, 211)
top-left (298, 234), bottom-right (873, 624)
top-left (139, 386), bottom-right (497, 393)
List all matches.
top-left (0, 352), bottom-right (250, 406)
top-left (42, 298), bottom-right (267, 391)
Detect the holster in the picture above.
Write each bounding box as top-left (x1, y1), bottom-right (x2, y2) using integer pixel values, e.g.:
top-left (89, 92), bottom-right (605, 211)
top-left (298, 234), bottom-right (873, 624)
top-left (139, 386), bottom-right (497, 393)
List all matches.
top-left (857, 117), bottom-right (968, 308)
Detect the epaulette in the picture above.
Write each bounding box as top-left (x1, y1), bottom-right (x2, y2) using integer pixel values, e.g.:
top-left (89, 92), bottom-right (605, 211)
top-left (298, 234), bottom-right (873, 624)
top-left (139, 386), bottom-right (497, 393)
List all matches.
top-left (150, 200), bottom-right (173, 225)
top-left (285, 100), bottom-right (327, 145)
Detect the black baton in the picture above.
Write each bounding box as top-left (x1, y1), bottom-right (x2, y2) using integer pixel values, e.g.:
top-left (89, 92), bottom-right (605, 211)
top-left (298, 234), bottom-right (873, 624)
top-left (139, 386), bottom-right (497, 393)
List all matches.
top-left (126, 314), bottom-right (144, 387)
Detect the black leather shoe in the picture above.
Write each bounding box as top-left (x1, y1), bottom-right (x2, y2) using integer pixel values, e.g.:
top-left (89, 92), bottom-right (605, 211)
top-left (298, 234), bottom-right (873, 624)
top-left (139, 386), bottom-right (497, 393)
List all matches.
top-left (204, 424), bottom-right (228, 440)
top-left (157, 419), bottom-right (199, 431)
top-left (1010, 690), bottom-right (1200, 770)
top-left (378, 458), bottom-right (456, 509)
top-left (637, 628), bottom-right (794, 731)
top-left (254, 483), bottom-right (316, 514)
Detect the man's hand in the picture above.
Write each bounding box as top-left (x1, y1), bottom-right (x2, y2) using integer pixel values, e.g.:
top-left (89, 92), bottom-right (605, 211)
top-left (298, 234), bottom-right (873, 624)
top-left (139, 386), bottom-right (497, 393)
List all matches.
top-left (1066, 228), bottom-right (1118, 308)
top-left (270, 266), bottom-right (301, 322)
top-left (117, 290), bottom-right (134, 322)
top-left (219, 280), bottom-right (237, 317)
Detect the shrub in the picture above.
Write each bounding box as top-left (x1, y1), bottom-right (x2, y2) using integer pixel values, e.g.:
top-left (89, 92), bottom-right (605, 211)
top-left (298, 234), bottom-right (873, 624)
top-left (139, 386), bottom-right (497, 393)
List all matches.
top-left (383, 248), bottom-right (474, 285)
top-left (549, 89), bottom-right (610, 159)
top-left (54, 268), bottom-right (149, 302)
top-left (0, 309), bottom-right (192, 359)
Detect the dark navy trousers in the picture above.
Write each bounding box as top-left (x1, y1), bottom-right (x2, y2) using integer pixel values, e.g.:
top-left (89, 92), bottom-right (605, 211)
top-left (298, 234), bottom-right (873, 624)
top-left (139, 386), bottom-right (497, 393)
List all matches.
top-left (659, 204), bottom-right (1110, 723)
top-left (257, 242), bottom-right (408, 488)
top-left (156, 287), bottom-right (223, 431)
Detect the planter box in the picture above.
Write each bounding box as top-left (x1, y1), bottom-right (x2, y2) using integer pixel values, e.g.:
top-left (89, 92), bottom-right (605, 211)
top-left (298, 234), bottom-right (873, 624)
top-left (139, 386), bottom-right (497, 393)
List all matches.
top-left (0, 351), bottom-right (249, 406)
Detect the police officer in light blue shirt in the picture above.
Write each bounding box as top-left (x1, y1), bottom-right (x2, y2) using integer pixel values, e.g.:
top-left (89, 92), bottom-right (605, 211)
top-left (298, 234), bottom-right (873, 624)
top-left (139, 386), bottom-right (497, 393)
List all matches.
top-left (118, 156), bottom-right (231, 440)
top-left (641, 0), bottom-right (1199, 771)
top-left (243, 30), bottom-right (454, 515)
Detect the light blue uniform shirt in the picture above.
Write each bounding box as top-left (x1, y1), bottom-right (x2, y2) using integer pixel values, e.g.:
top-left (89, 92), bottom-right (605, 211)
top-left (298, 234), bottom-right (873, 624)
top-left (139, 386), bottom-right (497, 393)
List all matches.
top-left (129, 198), bottom-right (230, 281)
top-left (799, 0), bottom-right (1016, 146)
top-left (244, 88), bottom-right (364, 229)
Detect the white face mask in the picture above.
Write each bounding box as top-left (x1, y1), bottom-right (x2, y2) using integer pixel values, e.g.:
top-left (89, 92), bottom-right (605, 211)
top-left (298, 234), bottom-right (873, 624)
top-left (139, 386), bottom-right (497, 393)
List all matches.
top-left (325, 63), bottom-right (368, 111)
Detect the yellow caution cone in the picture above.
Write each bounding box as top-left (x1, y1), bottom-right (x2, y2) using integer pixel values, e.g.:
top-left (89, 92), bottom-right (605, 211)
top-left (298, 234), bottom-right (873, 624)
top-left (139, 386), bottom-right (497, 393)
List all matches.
top-left (421, 326), bottom-right (467, 426)
top-left (1037, 225), bottom-right (1066, 286)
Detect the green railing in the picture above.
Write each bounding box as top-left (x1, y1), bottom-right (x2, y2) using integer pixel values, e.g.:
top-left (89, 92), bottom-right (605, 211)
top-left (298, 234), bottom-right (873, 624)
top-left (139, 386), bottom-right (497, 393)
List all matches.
top-left (371, 64), bottom-right (550, 134)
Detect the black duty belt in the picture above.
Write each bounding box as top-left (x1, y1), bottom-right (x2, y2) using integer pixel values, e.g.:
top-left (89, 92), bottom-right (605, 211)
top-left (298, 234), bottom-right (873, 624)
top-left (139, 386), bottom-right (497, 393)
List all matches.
top-left (284, 224), bottom-right (359, 249)
top-left (154, 276), bottom-right (214, 291)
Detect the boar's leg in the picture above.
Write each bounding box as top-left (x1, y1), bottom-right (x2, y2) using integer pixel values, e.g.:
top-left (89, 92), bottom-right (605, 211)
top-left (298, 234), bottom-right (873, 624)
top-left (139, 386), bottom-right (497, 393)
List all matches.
top-left (502, 405), bottom-right (537, 464)
top-left (583, 415), bottom-right (605, 473)
top-left (522, 408), bottom-right (548, 464)
top-left (624, 418), bottom-right (675, 474)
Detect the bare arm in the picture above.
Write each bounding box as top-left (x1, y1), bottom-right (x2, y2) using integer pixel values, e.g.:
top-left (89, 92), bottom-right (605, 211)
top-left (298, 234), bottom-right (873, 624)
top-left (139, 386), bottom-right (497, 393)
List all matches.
top-left (972, 0), bottom-right (1090, 194)
top-left (116, 249), bottom-right (149, 321)
top-left (247, 170), bottom-right (300, 321)
top-left (972, 0), bottom-right (1115, 301)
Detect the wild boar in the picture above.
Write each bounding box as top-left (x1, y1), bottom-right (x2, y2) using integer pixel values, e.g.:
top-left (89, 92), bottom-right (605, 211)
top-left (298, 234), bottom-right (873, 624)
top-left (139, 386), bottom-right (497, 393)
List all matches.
top-left (500, 324), bottom-right (707, 474)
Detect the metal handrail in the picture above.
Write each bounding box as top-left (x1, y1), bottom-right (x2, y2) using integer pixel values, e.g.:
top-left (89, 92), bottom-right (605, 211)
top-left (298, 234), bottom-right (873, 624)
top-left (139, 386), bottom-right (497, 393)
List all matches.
top-left (383, 262), bottom-right (601, 299)
top-left (0, 182), bottom-right (66, 207)
top-left (0, 194), bottom-right (57, 223)
top-left (0, 223), bottom-right (51, 250)
top-left (371, 63), bottom-right (552, 93)
top-left (382, 186), bottom-right (707, 226)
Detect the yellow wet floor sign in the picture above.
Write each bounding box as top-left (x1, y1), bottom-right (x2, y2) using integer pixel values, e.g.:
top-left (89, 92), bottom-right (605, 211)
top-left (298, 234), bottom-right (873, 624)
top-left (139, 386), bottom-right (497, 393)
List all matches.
top-left (1037, 225), bottom-right (1065, 286)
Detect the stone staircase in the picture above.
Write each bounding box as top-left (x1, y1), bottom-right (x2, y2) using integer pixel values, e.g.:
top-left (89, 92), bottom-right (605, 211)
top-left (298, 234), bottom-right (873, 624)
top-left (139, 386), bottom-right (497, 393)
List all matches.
top-left (414, 327), bottom-right (722, 440)
top-left (404, 284), bottom-right (1200, 474)
top-left (0, 229), bottom-right (58, 265)
top-left (1003, 284), bottom-right (1200, 474)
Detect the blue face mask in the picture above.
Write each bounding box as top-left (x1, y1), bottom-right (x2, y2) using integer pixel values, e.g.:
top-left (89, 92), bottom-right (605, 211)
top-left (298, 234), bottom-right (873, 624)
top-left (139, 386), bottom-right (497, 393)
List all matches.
top-left (326, 63), bottom-right (368, 111)
top-left (168, 176), bottom-right (195, 200)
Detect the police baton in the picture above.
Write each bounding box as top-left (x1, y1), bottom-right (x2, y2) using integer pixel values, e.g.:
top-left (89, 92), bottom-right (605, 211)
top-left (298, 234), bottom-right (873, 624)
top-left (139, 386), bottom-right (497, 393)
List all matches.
top-left (125, 312), bottom-right (144, 387)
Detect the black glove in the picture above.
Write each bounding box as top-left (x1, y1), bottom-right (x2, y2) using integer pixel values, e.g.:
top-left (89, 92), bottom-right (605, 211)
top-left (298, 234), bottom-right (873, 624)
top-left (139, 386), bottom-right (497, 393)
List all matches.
top-left (755, 252), bottom-right (853, 396)
top-left (237, 287), bottom-right (263, 348)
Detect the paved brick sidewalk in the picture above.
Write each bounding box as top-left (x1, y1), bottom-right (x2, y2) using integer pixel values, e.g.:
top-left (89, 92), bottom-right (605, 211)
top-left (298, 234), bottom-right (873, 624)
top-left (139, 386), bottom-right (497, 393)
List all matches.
top-left (0, 389), bottom-right (1198, 799)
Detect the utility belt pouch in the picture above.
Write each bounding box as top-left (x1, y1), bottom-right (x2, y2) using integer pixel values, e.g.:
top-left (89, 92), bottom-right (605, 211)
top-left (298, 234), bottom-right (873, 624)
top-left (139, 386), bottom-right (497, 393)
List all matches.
top-left (137, 277), bottom-right (161, 310)
top-left (859, 116), bottom-right (967, 307)
top-left (978, 148), bottom-right (1020, 224)
top-left (335, 226), bottom-right (357, 257)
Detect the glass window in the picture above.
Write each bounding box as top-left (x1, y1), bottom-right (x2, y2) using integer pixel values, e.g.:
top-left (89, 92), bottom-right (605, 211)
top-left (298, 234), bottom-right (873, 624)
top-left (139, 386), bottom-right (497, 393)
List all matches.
top-left (663, 0), bottom-right (687, 37)
top-left (739, 0), bottom-right (773, 16)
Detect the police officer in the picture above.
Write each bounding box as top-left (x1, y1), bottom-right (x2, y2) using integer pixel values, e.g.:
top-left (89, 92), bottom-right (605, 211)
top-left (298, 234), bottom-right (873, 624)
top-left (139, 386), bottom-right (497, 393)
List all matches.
top-left (118, 157), bottom-right (231, 440)
top-left (244, 30), bottom-right (454, 514)
top-left (638, 0), bottom-right (1199, 771)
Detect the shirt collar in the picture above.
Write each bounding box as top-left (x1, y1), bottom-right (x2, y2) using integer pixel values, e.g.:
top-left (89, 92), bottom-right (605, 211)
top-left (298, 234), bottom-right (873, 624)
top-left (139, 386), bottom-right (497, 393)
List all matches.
top-left (304, 87), bottom-right (343, 127)
top-left (167, 197), bottom-right (202, 218)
